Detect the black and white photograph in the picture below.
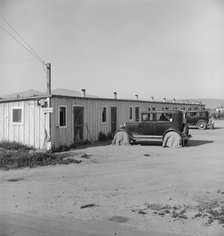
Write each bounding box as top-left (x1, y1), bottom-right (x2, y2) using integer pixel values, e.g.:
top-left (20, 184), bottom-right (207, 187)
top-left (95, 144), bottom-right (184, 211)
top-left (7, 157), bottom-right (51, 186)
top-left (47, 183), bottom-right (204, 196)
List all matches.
top-left (0, 0), bottom-right (224, 235)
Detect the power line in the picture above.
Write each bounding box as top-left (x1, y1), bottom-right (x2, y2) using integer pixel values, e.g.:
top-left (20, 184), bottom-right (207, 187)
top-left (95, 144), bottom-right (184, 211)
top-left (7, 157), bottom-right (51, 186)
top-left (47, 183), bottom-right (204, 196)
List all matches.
top-left (0, 13), bottom-right (44, 63)
top-left (0, 23), bottom-right (44, 64)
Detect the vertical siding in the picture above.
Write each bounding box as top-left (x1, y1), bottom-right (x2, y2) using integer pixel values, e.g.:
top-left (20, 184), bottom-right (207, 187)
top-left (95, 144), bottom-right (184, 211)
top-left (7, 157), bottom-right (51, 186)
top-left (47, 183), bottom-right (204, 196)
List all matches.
top-left (51, 97), bottom-right (168, 148)
top-left (0, 100), bottom-right (47, 149)
top-left (0, 97), bottom-right (205, 150)
top-left (24, 101), bottom-right (30, 145)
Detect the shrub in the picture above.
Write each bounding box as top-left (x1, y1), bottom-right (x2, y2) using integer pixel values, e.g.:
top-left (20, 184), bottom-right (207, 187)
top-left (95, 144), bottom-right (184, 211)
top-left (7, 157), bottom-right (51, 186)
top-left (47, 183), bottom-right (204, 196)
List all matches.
top-left (50, 141), bottom-right (91, 153)
top-left (98, 131), bottom-right (107, 141)
top-left (0, 141), bottom-right (34, 151)
top-left (0, 150), bottom-right (81, 170)
top-left (106, 132), bottom-right (113, 140)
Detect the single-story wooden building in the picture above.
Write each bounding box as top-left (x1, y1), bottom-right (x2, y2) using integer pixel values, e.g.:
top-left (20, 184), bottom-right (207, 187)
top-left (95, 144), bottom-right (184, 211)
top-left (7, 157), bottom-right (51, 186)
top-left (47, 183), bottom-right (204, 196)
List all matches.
top-left (0, 94), bottom-right (205, 150)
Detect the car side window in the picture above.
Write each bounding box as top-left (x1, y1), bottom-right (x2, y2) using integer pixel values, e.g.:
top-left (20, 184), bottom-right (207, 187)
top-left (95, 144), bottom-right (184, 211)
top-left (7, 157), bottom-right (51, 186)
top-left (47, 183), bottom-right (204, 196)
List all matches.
top-left (156, 113), bottom-right (173, 122)
top-left (142, 113), bottom-right (153, 121)
top-left (166, 113), bottom-right (173, 121)
top-left (142, 114), bottom-right (149, 121)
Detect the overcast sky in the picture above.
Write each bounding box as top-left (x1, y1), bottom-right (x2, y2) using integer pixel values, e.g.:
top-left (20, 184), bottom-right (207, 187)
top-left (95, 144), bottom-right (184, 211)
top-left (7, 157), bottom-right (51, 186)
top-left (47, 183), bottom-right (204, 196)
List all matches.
top-left (0, 0), bottom-right (224, 100)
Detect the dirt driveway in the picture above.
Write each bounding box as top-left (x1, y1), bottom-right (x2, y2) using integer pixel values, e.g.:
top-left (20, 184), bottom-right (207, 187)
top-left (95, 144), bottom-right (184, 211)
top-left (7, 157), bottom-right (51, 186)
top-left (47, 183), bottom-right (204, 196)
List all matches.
top-left (1, 120), bottom-right (224, 236)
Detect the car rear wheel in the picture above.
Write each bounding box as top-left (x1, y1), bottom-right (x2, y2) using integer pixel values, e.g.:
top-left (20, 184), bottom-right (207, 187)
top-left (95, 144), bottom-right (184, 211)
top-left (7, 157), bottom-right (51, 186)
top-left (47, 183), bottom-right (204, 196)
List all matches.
top-left (163, 131), bottom-right (183, 148)
top-left (197, 121), bottom-right (207, 130)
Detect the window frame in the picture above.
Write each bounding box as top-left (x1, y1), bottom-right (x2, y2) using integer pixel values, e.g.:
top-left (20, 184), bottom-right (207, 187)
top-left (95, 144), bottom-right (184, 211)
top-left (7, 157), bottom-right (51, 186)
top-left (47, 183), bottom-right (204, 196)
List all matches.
top-left (135, 107), bottom-right (140, 122)
top-left (11, 107), bottom-right (23, 125)
top-left (102, 106), bottom-right (107, 123)
top-left (129, 106), bottom-right (133, 120)
top-left (58, 105), bottom-right (67, 128)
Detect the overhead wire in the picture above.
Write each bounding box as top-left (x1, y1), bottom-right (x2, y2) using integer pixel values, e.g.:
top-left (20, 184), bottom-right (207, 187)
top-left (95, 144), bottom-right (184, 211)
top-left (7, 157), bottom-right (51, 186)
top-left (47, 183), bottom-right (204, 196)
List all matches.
top-left (0, 13), bottom-right (44, 64)
top-left (0, 13), bottom-right (46, 66)
top-left (0, 24), bottom-right (44, 64)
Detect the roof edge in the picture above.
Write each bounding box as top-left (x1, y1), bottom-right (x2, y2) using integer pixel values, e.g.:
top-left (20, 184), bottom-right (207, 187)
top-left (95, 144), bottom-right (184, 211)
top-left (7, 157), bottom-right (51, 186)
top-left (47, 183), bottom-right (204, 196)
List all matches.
top-left (0, 94), bottom-right (205, 106)
top-left (0, 95), bottom-right (51, 103)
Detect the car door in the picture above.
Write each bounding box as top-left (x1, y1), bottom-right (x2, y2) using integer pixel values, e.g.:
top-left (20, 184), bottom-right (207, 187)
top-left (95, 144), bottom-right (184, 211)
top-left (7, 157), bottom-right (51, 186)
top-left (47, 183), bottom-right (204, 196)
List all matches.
top-left (186, 112), bottom-right (196, 125)
top-left (141, 113), bottom-right (156, 135)
top-left (156, 113), bottom-right (172, 135)
top-left (127, 113), bottom-right (156, 136)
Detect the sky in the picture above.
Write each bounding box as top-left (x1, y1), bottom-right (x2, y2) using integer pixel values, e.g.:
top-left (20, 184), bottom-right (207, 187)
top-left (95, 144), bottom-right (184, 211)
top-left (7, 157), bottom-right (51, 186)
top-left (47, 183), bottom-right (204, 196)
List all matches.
top-left (0, 0), bottom-right (224, 100)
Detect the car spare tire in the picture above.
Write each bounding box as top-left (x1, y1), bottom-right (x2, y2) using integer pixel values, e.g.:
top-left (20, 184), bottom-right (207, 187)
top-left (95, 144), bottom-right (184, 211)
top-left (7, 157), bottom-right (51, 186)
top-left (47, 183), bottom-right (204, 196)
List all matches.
top-left (197, 120), bottom-right (207, 130)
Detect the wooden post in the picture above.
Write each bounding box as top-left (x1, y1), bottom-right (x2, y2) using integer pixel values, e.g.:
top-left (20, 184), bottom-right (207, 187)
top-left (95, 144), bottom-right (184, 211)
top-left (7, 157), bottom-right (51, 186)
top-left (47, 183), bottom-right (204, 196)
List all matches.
top-left (46, 63), bottom-right (52, 149)
top-left (46, 63), bottom-right (51, 96)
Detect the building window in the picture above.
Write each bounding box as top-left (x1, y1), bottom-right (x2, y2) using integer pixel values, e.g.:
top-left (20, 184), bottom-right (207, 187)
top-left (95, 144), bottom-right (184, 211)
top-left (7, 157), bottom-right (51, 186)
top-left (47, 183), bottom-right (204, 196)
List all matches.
top-left (129, 107), bottom-right (133, 120)
top-left (135, 107), bottom-right (140, 122)
top-left (12, 108), bottom-right (22, 124)
top-left (102, 107), bottom-right (106, 123)
top-left (59, 106), bottom-right (67, 127)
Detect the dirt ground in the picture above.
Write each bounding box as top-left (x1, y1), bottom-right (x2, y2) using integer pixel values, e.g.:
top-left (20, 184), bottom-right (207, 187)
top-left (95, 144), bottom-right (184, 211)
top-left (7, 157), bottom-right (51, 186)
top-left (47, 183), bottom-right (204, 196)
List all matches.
top-left (1, 120), bottom-right (224, 236)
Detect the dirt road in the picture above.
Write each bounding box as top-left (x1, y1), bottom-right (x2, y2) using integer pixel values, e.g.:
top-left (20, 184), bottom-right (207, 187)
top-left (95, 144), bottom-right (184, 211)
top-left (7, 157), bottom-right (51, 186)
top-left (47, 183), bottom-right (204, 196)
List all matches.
top-left (1, 120), bottom-right (224, 236)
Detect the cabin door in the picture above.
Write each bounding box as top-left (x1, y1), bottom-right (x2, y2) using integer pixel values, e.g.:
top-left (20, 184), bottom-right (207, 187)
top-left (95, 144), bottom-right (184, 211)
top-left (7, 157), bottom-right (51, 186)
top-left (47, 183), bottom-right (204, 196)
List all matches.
top-left (111, 107), bottom-right (117, 134)
top-left (73, 106), bottom-right (84, 142)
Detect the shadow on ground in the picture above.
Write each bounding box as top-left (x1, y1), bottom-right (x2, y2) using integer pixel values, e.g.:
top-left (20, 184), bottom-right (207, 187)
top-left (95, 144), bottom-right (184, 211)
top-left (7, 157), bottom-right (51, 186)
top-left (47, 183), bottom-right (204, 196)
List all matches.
top-left (188, 140), bottom-right (214, 147)
top-left (189, 127), bottom-right (224, 130)
top-left (211, 127), bottom-right (224, 130)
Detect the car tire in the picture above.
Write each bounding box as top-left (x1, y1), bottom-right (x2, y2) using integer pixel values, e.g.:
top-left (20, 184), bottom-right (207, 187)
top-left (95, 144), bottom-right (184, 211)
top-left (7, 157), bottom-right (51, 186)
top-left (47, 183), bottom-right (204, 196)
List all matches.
top-left (163, 131), bottom-right (182, 148)
top-left (197, 121), bottom-right (207, 130)
top-left (111, 129), bottom-right (131, 145)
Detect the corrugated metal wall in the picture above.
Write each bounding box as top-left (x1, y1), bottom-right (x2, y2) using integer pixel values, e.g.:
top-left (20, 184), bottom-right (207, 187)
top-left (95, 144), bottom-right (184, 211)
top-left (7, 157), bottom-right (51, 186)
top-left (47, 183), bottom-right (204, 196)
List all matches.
top-left (0, 100), bottom-right (48, 149)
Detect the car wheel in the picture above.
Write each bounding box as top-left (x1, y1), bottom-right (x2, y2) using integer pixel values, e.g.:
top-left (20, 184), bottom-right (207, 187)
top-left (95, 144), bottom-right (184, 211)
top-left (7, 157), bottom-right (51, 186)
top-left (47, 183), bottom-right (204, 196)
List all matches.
top-left (111, 130), bottom-right (131, 145)
top-left (197, 121), bottom-right (207, 130)
top-left (163, 131), bottom-right (182, 148)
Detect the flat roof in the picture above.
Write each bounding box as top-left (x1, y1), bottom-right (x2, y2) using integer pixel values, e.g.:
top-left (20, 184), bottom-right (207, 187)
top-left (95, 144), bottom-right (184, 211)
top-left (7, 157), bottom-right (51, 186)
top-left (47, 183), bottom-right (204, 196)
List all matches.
top-left (0, 94), bottom-right (205, 106)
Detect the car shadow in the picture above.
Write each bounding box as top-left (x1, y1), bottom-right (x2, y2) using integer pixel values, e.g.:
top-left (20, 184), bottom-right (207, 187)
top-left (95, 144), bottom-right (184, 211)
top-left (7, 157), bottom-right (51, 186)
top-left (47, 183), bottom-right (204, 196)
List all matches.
top-left (189, 126), bottom-right (224, 130)
top-left (211, 127), bottom-right (224, 130)
top-left (188, 140), bottom-right (214, 147)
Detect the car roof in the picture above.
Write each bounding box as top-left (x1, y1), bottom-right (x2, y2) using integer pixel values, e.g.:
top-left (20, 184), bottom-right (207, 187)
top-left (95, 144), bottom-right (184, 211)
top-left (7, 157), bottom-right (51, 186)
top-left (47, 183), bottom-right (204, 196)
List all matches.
top-left (184, 110), bottom-right (208, 113)
top-left (141, 110), bottom-right (182, 114)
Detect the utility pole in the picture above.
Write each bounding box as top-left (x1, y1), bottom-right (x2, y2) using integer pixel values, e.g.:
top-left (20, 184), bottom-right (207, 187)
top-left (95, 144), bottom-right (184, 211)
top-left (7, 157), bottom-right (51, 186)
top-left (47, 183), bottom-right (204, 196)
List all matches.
top-left (46, 63), bottom-right (51, 96)
top-left (45, 63), bottom-right (52, 149)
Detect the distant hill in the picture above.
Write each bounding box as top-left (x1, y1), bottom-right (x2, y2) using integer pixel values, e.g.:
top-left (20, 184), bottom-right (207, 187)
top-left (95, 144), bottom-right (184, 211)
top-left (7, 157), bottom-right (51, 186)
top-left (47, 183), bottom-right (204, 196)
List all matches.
top-left (3, 88), bottom-right (99, 99)
top-left (4, 89), bottom-right (44, 99)
top-left (52, 88), bottom-right (82, 97)
top-left (52, 89), bottom-right (100, 98)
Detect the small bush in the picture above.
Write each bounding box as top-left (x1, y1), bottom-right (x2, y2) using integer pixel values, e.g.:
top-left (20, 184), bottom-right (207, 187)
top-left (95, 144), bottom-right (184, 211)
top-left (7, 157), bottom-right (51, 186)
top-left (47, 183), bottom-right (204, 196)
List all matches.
top-left (0, 141), bottom-right (34, 151)
top-left (50, 141), bottom-right (91, 153)
top-left (0, 150), bottom-right (81, 170)
top-left (51, 144), bottom-right (71, 153)
top-left (106, 132), bottom-right (113, 140)
top-left (98, 131), bottom-right (107, 141)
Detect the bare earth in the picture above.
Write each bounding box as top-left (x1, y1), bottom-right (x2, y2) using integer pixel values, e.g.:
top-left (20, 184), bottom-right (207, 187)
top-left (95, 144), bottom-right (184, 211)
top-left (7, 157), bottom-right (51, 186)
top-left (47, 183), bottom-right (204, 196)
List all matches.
top-left (1, 120), bottom-right (224, 236)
